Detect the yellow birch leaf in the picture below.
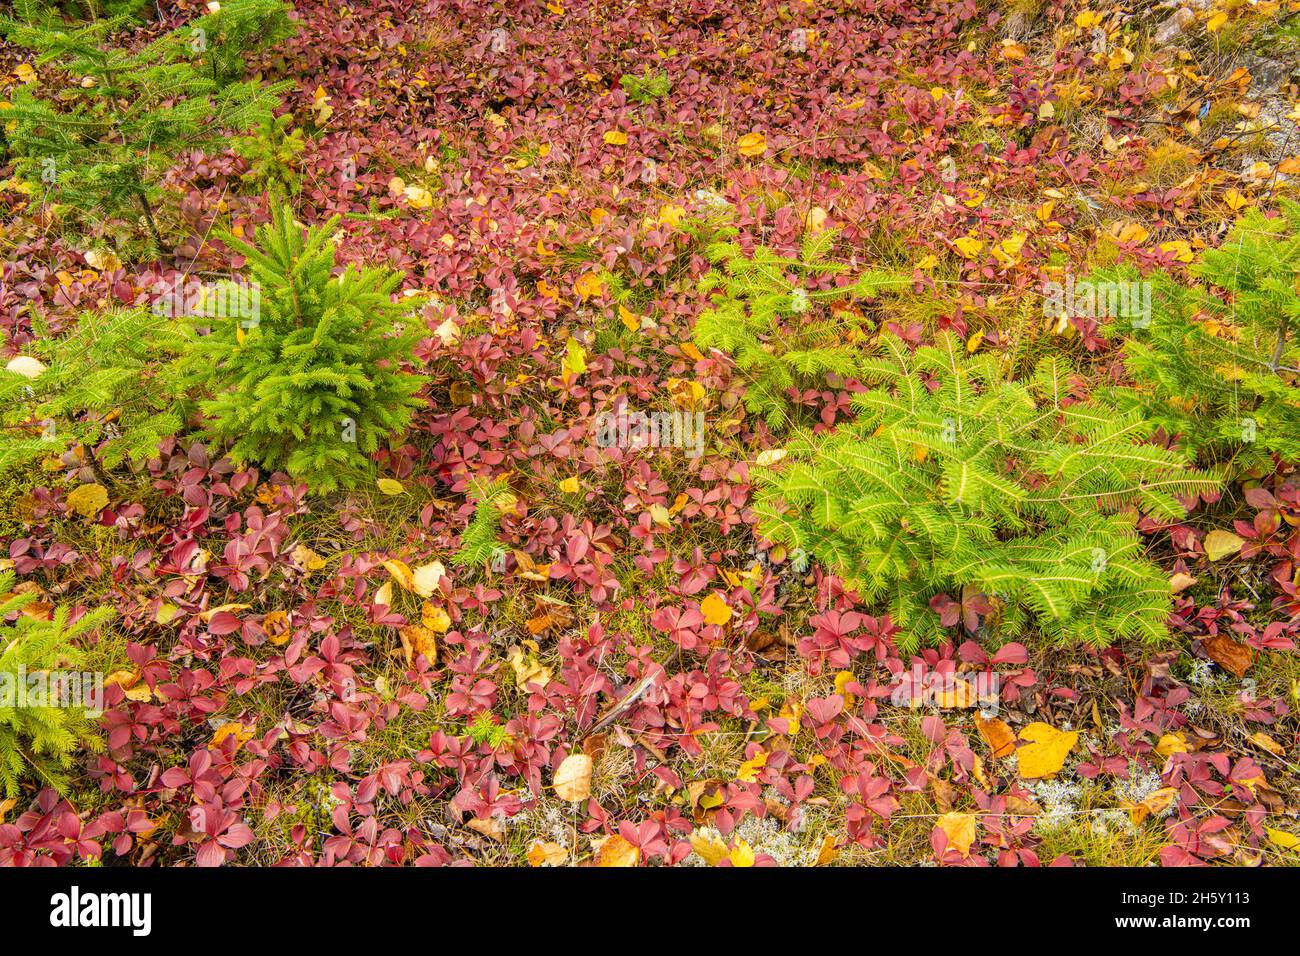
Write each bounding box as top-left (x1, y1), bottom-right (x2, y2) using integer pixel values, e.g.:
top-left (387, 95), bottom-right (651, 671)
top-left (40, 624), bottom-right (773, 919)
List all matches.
top-left (527, 841), bottom-right (568, 866)
top-left (1204, 530), bottom-right (1245, 561)
top-left (421, 603), bottom-right (452, 633)
top-left (554, 753), bottom-right (592, 801)
top-left (65, 483), bottom-right (108, 518)
top-left (1015, 722), bottom-right (1078, 778)
top-left (689, 829), bottom-right (729, 865)
top-left (700, 592), bottom-right (733, 626)
top-left (728, 839), bottom-right (756, 867)
top-left (737, 131), bottom-right (767, 156)
top-left (593, 834), bottom-right (640, 866)
top-left (376, 478), bottom-right (405, 495)
top-left (936, 811), bottom-right (977, 856)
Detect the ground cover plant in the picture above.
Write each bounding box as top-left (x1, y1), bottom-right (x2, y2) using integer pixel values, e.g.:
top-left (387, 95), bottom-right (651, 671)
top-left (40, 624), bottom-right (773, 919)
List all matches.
top-left (0, 0), bottom-right (1299, 870)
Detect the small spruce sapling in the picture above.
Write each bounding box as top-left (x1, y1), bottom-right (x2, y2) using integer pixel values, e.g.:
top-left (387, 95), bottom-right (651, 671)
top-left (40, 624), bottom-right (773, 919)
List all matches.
top-left (181, 206), bottom-right (427, 492)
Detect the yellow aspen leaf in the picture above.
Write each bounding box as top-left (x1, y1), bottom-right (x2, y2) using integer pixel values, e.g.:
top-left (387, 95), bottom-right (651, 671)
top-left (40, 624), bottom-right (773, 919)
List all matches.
top-left (1224, 188), bottom-right (1248, 211)
top-left (815, 834), bottom-right (839, 865)
top-left (403, 185), bottom-right (433, 209)
top-left (527, 841), bottom-right (568, 866)
top-left (1015, 722), bottom-right (1078, 778)
top-left (737, 749), bottom-right (768, 783)
top-left (1204, 529), bottom-right (1245, 561)
top-left (1075, 10), bottom-right (1101, 28)
top-left (755, 448), bottom-right (787, 467)
top-left (376, 478), bottom-right (405, 495)
top-left (13, 63), bottom-right (37, 84)
top-left (561, 337), bottom-right (587, 382)
top-left (619, 305), bottom-right (640, 333)
top-left (83, 248), bottom-right (121, 272)
top-left (700, 592), bottom-right (733, 626)
top-left (211, 721), bottom-right (256, 751)
top-left (1206, 10), bottom-right (1228, 32)
top-left (1268, 828), bottom-right (1300, 851)
top-left (602, 130), bottom-right (628, 146)
top-left (728, 839), bottom-right (756, 867)
top-left (689, 829), bottom-right (729, 865)
top-left (399, 624), bottom-right (438, 666)
top-left (558, 475), bottom-right (580, 494)
top-left (410, 560), bottom-right (447, 597)
top-left (573, 273), bottom-right (603, 300)
top-left (736, 131), bottom-right (767, 156)
top-left (65, 483), bottom-right (108, 518)
top-left (952, 236), bottom-right (984, 259)
top-left (554, 753), bottom-right (593, 801)
top-left (1248, 732), bottom-right (1284, 756)
top-left (291, 544), bottom-right (327, 572)
top-left (1156, 732), bottom-right (1189, 757)
top-left (1111, 221), bottom-right (1149, 244)
top-left (593, 834), bottom-right (640, 866)
top-left (263, 609), bottom-right (291, 646)
top-left (507, 644), bottom-right (552, 689)
top-left (999, 40), bottom-right (1027, 60)
top-left (1123, 786), bottom-right (1177, 824)
top-left (916, 253), bottom-right (939, 270)
top-left (374, 580), bottom-right (394, 609)
top-left (421, 603), bottom-right (452, 633)
top-left (936, 812), bottom-right (977, 856)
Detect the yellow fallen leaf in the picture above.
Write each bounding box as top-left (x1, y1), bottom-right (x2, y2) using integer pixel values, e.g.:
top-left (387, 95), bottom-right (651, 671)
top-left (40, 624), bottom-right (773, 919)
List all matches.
top-left (974, 713), bottom-right (1017, 758)
top-left (83, 248), bottom-right (121, 272)
top-left (1268, 827), bottom-right (1300, 851)
top-left (737, 131), bottom-right (767, 157)
top-left (689, 829), bottom-right (729, 865)
top-left (376, 478), bottom-right (405, 495)
top-left (65, 483), bottom-right (108, 518)
top-left (593, 833), bottom-right (640, 866)
top-left (1123, 786), bottom-right (1177, 824)
top-left (291, 543), bottom-right (326, 572)
top-left (573, 272), bottom-right (604, 301)
top-left (211, 721), bottom-right (255, 751)
top-left (1206, 9), bottom-right (1228, 32)
top-left (1156, 732), bottom-right (1188, 757)
top-left (263, 609), bottom-right (291, 646)
top-left (374, 580), bottom-right (393, 609)
top-left (737, 749), bottom-right (767, 783)
top-left (558, 475), bottom-right (580, 494)
top-left (1015, 722), bottom-right (1078, 778)
top-left (936, 811), bottom-right (977, 856)
top-left (105, 670), bottom-right (153, 702)
top-left (602, 130), bottom-right (628, 146)
top-left (700, 592), bottom-right (733, 627)
top-left (554, 753), bottom-right (592, 801)
top-left (421, 603), bottom-right (452, 633)
top-left (952, 236), bottom-right (984, 259)
top-left (1204, 529), bottom-right (1245, 561)
top-left (411, 560), bottom-right (447, 597)
top-left (527, 840), bottom-right (568, 866)
top-left (728, 839), bottom-right (755, 867)
top-left (399, 624), bottom-right (438, 666)
top-left (1248, 732), bottom-right (1284, 756)
top-left (507, 644), bottom-right (552, 689)
top-left (403, 184), bottom-right (434, 209)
